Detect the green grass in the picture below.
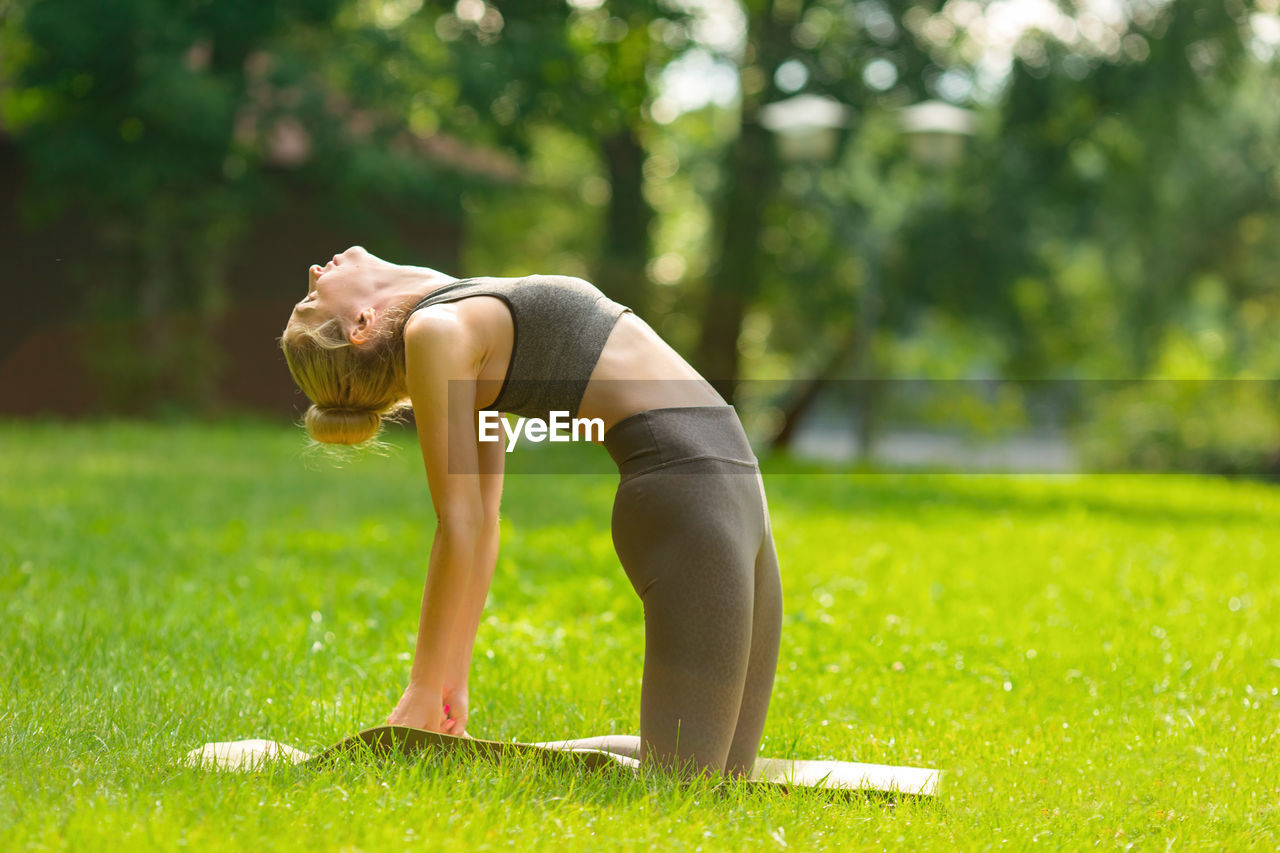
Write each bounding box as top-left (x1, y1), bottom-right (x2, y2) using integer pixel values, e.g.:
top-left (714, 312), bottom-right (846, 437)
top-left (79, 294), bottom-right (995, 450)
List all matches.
top-left (2, 419), bottom-right (1278, 850)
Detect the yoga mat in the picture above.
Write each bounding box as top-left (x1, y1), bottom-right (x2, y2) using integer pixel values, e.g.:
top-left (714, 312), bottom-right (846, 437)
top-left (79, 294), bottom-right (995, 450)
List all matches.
top-left (186, 725), bottom-right (941, 798)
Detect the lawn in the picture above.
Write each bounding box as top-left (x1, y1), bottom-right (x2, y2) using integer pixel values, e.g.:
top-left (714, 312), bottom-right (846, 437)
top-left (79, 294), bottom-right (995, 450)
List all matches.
top-left (2, 420), bottom-right (1278, 850)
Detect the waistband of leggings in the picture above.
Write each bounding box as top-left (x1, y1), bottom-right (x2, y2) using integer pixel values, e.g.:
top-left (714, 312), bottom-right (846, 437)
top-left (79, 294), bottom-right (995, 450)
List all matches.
top-left (602, 405), bottom-right (759, 477)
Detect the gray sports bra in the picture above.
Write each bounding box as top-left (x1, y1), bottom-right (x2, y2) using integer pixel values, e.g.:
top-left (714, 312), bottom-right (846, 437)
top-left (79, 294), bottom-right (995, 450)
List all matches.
top-left (405, 274), bottom-right (631, 420)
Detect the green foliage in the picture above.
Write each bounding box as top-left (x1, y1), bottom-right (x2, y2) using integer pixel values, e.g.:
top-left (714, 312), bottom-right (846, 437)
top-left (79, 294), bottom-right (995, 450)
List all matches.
top-left (4, 0), bottom-right (1280, 469)
top-left (1077, 379), bottom-right (1280, 477)
top-left (462, 124), bottom-right (606, 278)
top-left (427, 0), bottom-right (688, 143)
top-left (14, 0), bottom-right (342, 211)
top-left (962, 0), bottom-right (1279, 377)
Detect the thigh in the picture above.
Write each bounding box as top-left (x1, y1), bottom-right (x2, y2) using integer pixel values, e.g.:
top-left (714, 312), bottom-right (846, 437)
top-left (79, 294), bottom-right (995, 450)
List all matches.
top-left (611, 460), bottom-right (761, 599)
top-left (724, 523), bottom-right (783, 777)
top-left (636, 560), bottom-right (754, 775)
top-left (611, 460), bottom-right (765, 775)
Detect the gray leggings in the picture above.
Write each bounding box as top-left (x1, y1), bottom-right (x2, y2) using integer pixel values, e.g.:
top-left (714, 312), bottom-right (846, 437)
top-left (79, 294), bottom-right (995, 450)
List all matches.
top-left (603, 405), bottom-right (782, 777)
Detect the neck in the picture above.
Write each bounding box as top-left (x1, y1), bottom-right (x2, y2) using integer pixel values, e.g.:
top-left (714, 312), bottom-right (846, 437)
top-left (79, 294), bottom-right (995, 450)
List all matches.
top-left (383, 264), bottom-right (460, 313)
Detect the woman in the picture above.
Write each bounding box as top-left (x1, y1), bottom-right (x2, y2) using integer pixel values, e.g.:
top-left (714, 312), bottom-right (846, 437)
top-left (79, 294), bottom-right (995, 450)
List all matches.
top-left (280, 245), bottom-right (782, 778)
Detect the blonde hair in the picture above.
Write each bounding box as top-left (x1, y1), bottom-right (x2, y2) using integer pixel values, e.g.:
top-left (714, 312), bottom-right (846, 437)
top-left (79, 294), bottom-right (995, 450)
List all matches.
top-left (279, 306), bottom-right (412, 446)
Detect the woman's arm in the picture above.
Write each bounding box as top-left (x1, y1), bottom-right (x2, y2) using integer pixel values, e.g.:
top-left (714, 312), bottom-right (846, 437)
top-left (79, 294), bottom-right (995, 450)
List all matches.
top-left (440, 418), bottom-right (506, 734)
top-left (387, 309), bottom-right (489, 731)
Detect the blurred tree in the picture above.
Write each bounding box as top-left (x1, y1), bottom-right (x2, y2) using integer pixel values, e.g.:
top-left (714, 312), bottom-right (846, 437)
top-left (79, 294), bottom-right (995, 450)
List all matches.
top-left (696, 0), bottom-right (940, 404)
top-left (744, 0), bottom-right (1279, 466)
top-left (5, 0), bottom-right (345, 410)
top-left (2, 0), bottom-right (516, 413)
top-left (3, 0), bottom-right (1277, 470)
top-left (419, 0), bottom-right (691, 316)
top-left (983, 0), bottom-right (1265, 376)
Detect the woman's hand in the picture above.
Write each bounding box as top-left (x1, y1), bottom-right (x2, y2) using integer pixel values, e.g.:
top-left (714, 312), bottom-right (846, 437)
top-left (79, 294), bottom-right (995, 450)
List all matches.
top-left (442, 684), bottom-right (469, 737)
top-left (386, 682), bottom-right (449, 732)
top-left (386, 682), bottom-right (470, 736)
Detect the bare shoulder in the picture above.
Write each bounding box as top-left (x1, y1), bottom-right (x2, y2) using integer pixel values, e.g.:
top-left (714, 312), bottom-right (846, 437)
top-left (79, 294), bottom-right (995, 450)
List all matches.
top-left (403, 304), bottom-right (477, 356)
top-left (401, 305), bottom-right (483, 431)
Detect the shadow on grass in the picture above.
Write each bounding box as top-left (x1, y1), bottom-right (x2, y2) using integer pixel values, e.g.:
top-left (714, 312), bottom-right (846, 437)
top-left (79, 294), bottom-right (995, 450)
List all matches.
top-left (756, 455), bottom-right (1275, 528)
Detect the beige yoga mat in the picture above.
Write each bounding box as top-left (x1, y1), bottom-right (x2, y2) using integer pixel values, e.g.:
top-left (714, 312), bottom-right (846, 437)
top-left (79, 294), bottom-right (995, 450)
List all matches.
top-left (186, 725), bottom-right (941, 797)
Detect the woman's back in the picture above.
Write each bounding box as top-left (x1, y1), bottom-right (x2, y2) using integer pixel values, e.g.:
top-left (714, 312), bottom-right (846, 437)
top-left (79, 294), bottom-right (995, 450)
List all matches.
top-left (406, 274), bottom-right (725, 438)
top-left (407, 275), bottom-right (630, 422)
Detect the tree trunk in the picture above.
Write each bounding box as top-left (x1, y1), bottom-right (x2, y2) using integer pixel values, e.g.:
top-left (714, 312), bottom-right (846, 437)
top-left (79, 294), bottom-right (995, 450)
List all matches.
top-left (768, 327), bottom-right (860, 451)
top-left (693, 0), bottom-right (788, 403)
top-left (596, 126), bottom-right (652, 318)
top-left (694, 120), bottom-right (774, 402)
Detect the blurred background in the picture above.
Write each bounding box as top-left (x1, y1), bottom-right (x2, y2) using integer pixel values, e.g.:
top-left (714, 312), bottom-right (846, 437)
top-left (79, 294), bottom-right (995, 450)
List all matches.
top-left (1, 0), bottom-right (1278, 475)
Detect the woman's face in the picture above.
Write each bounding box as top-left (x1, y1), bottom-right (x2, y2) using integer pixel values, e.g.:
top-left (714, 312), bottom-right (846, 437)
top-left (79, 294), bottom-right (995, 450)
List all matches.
top-left (290, 245), bottom-right (386, 337)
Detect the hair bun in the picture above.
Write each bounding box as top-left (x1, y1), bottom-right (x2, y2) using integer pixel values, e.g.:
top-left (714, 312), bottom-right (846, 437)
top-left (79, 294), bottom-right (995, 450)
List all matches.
top-left (305, 405), bottom-right (382, 446)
